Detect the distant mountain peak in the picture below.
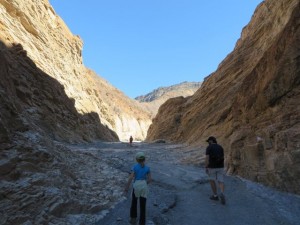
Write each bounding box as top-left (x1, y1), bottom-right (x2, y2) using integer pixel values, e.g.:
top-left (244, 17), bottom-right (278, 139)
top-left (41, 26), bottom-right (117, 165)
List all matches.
top-left (135, 81), bottom-right (202, 117)
top-left (135, 81), bottom-right (201, 103)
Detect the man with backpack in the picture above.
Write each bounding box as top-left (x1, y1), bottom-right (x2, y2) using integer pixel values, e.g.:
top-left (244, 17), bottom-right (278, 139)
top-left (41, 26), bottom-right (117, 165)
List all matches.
top-left (205, 136), bottom-right (226, 205)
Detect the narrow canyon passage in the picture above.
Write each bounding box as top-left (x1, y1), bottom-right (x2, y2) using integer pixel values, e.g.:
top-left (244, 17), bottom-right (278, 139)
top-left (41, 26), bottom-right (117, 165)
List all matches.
top-left (1, 0), bottom-right (299, 224)
top-left (73, 142), bottom-right (300, 225)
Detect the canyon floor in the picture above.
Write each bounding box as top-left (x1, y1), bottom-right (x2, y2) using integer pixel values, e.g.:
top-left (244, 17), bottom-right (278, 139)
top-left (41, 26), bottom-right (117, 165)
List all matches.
top-left (67, 142), bottom-right (300, 225)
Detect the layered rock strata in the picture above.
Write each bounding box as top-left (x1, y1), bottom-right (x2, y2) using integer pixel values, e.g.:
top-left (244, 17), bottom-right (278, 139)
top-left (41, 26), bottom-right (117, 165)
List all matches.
top-left (147, 0), bottom-right (300, 194)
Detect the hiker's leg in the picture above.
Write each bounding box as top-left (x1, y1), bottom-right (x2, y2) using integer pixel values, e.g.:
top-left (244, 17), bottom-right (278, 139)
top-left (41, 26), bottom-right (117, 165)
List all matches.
top-left (219, 182), bottom-right (225, 193)
top-left (208, 169), bottom-right (218, 195)
top-left (139, 197), bottom-right (147, 225)
top-left (130, 190), bottom-right (138, 218)
top-left (209, 180), bottom-right (217, 195)
top-left (216, 169), bottom-right (225, 194)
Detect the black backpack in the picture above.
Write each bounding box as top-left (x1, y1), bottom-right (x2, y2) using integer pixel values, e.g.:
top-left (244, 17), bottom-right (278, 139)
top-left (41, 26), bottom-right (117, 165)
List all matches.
top-left (210, 145), bottom-right (224, 166)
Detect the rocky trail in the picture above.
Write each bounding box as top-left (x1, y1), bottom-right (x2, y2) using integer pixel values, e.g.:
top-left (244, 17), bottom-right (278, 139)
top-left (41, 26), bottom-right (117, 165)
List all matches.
top-left (69, 142), bottom-right (300, 225)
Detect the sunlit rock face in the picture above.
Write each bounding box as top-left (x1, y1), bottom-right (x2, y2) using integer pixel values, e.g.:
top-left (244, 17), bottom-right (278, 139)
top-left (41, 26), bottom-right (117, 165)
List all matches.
top-left (147, 0), bottom-right (300, 194)
top-left (0, 0), bottom-right (151, 141)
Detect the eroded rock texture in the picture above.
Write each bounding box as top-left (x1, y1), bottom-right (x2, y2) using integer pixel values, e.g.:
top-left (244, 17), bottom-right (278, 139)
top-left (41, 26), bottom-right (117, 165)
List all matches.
top-left (147, 0), bottom-right (300, 194)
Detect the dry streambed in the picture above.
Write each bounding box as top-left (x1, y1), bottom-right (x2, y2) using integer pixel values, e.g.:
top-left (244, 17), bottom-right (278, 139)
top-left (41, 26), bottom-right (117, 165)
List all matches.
top-left (1, 141), bottom-right (300, 225)
top-left (96, 142), bottom-right (300, 225)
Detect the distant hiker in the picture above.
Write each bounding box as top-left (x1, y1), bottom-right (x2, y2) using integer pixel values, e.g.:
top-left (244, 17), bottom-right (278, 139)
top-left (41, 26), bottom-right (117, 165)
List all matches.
top-left (125, 152), bottom-right (152, 225)
top-left (129, 136), bottom-right (133, 146)
top-left (205, 136), bottom-right (226, 205)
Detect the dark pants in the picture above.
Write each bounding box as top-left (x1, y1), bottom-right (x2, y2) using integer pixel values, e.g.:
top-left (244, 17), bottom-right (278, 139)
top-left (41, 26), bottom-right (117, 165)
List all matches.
top-left (130, 189), bottom-right (147, 225)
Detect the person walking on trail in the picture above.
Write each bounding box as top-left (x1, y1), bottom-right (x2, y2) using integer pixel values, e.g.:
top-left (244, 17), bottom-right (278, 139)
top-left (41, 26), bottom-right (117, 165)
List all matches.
top-left (125, 152), bottom-right (152, 225)
top-left (129, 136), bottom-right (133, 146)
top-left (205, 136), bottom-right (226, 205)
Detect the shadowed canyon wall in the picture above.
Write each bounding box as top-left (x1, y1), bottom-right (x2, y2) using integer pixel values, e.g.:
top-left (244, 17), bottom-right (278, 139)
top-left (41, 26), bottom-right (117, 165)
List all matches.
top-left (0, 0), bottom-right (151, 141)
top-left (0, 40), bottom-right (129, 224)
top-left (147, 0), bottom-right (300, 194)
top-left (0, 41), bottom-right (118, 144)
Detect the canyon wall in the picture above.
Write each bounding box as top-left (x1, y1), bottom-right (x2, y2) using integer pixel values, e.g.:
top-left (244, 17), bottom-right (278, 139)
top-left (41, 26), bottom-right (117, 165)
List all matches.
top-left (0, 1), bottom-right (137, 223)
top-left (0, 41), bottom-right (118, 145)
top-left (147, 0), bottom-right (300, 194)
top-left (0, 0), bottom-right (151, 141)
top-left (0, 26), bottom-right (127, 225)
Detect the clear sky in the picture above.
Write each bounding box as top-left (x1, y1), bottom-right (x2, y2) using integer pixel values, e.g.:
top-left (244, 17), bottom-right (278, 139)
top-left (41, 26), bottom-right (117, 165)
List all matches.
top-left (49, 0), bottom-right (263, 98)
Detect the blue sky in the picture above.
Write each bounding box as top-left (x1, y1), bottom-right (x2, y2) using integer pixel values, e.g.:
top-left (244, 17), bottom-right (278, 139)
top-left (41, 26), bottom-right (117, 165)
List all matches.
top-left (49, 0), bottom-right (263, 98)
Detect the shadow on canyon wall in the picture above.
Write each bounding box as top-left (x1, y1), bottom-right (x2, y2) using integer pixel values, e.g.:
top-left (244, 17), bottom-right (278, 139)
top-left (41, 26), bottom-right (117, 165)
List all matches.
top-left (0, 39), bottom-right (122, 224)
top-left (0, 39), bottom-right (118, 147)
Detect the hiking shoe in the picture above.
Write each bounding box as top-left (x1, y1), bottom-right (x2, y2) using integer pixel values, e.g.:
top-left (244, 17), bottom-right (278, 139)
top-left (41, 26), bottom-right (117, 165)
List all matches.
top-left (220, 193), bottom-right (226, 205)
top-left (209, 195), bottom-right (219, 201)
top-left (129, 218), bottom-right (137, 224)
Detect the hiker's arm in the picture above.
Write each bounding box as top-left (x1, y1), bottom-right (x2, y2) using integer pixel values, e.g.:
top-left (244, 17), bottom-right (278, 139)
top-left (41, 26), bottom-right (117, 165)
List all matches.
top-left (147, 172), bottom-right (152, 184)
top-left (205, 146), bottom-right (210, 169)
top-left (205, 155), bottom-right (209, 173)
top-left (125, 172), bottom-right (134, 192)
top-left (205, 155), bottom-right (209, 168)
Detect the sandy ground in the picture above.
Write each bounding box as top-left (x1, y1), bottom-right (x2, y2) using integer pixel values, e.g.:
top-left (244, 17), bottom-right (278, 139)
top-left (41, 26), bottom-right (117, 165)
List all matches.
top-left (69, 141), bottom-right (300, 225)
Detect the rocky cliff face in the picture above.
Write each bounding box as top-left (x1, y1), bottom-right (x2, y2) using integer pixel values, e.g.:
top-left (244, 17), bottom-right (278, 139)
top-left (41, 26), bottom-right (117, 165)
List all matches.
top-left (0, 41), bottom-right (118, 144)
top-left (147, 0), bottom-right (300, 194)
top-left (136, 81), bottom-right (201, 117)
top-left (0, 0), bottom-right (151, 141)
top-left (0, 24), bottom-right (126, 225)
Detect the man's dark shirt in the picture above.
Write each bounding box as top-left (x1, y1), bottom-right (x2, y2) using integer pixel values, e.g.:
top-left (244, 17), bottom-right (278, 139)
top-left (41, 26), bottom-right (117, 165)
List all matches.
top-left (206, 143), bottom-right (224, 168)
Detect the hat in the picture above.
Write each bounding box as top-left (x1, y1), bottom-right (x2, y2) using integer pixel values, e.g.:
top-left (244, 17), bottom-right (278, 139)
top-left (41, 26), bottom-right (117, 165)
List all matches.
top-left (206, 136), bottom-right (217, 142)
top-left (136, 152), bottom-right (145, 160)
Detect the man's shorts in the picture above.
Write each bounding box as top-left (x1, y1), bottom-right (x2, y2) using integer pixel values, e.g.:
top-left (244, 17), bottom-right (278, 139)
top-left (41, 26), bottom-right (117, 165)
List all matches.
top-left (208, 168), bottom-right (225, 183)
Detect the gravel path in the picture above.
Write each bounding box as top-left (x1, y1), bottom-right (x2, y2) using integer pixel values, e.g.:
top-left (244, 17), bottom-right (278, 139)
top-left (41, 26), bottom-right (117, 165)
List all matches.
top-left (88, 142), bottom-right (300, 225)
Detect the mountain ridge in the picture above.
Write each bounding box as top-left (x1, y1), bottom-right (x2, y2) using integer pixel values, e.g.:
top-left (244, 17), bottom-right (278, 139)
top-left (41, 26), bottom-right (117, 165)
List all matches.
top-left (135, 81), bottom-right (201, 117)
top-left (135, 81), bottom-right (201, 102)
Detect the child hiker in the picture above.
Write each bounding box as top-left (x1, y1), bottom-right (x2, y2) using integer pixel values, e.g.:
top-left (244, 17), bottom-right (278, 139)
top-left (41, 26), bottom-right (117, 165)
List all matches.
top-left (125, 152), bottom-right (152, 225)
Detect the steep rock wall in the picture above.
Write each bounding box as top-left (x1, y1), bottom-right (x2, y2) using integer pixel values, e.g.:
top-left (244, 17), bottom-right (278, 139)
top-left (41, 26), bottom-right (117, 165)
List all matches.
top-left (0, 40), bottom-right (128, 224)
top-left (0, 41), bottom-right (118, 144)
top-left (147, 0), bottom-right (300, 193)
top-left (0, 0), bottom-right (151, 141)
